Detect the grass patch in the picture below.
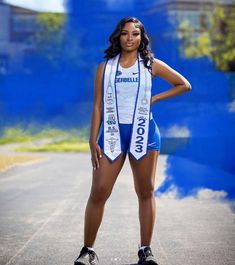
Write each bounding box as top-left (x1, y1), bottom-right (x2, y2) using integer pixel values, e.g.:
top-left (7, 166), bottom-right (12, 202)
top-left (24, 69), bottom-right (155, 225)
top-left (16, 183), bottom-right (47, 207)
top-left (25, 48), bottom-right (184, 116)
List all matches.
top-left (0, 124), bottom-right (90, 152)
top-left (0, 124), bottom-right (89, 145)
top-left (33, 128), bottom-right (68, 139)
top-left (0, 127), bottom-right (32, 144)
top-left (0, 126), bottom-right (69, 144)
top-left (16, 140), bottom-right (90, 152)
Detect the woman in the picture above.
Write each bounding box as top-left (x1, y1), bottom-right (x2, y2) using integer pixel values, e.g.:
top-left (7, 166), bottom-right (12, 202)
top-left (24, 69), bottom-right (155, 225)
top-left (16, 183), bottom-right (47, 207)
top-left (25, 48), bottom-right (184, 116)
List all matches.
top-left (74, 17), bottom-right (191, 265)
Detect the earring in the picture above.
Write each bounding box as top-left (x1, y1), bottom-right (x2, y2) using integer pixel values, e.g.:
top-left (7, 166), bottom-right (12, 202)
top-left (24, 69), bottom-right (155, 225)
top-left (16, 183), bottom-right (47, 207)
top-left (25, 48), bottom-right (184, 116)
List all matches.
top-left (138, 42), bottom-right (145, 51)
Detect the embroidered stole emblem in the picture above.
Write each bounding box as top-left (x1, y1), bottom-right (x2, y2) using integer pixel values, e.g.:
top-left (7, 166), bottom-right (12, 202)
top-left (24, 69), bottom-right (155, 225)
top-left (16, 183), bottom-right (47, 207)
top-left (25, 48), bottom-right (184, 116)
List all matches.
top-left (103, 53), bottom-right (152, 161)
top-left (103, 54), bottom-right (122, 161)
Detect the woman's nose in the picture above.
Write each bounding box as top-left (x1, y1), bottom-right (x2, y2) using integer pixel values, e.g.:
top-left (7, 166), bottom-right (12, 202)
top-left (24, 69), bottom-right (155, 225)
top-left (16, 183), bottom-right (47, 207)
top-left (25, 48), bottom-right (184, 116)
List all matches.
top-left (127, 34), bottom-right (133, 40)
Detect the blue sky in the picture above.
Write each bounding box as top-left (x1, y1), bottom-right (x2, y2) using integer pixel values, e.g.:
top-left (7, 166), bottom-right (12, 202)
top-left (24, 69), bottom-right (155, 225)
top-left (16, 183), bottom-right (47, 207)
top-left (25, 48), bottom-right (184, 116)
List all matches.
top-left (4, 0), bottom-right (66, 12)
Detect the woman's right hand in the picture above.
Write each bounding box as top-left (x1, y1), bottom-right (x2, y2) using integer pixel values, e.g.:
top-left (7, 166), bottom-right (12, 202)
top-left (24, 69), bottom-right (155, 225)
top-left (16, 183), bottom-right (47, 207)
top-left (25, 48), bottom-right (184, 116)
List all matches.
top-left (89, 141), bottom-right (103, 170)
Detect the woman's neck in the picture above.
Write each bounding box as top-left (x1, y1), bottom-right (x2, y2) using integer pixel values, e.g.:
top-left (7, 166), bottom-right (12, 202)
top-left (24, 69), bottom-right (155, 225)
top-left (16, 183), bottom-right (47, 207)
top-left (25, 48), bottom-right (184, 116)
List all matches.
top-left (120, 50), bottom-right (138, 68)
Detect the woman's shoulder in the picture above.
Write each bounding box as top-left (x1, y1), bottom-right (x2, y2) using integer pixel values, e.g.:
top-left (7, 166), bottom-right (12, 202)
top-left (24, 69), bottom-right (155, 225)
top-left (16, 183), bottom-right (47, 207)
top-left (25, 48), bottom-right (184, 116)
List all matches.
top-left (97, 61), bottom-right (106, 69)
top-left (152, 58), bottom-right (167, 68)
top-left (151, 58), bottom-right (171, 77)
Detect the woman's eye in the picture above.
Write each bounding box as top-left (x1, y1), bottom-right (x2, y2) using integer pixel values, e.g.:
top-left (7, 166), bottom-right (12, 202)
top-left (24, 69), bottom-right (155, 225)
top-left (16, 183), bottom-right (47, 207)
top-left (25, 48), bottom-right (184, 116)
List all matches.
top-left (120, 32), bottom-right (140, 36)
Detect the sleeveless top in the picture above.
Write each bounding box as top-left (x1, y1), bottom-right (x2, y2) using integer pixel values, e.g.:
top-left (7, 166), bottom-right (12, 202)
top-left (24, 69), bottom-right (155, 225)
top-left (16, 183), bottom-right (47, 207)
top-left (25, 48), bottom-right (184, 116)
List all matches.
top-left (116, 61), bottom-right (138, 124)
top-left (116, 60), bottom-right (152, 124)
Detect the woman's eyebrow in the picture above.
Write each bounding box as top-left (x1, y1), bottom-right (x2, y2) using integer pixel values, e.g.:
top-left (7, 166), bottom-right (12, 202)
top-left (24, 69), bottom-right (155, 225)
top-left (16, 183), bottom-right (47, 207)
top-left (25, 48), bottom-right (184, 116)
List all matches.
top-left (121, 29), bottom-right (140, 33)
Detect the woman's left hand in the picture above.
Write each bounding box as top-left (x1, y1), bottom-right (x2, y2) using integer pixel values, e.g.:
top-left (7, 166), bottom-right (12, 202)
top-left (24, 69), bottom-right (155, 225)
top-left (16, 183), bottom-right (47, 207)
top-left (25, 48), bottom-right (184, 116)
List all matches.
top-left (89, 141), bottom-right (102, 170)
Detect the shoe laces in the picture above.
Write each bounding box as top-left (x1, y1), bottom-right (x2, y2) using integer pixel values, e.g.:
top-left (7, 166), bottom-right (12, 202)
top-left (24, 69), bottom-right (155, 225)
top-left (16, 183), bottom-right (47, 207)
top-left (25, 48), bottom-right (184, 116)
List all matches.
top-left (88, 249), bottom-right (99, 263)
top-left (139, 247), bottom-right (153, 259)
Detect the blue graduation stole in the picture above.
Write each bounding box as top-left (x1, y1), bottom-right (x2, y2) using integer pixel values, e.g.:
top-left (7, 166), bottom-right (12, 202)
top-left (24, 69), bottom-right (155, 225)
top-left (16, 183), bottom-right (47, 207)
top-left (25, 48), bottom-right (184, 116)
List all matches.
top-left (103, 53), bottom-right (152, 161)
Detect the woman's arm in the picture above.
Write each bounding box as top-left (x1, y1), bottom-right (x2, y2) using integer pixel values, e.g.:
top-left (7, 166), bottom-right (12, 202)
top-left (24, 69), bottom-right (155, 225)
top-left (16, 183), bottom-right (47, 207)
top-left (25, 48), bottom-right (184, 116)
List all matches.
top-left (151, 59), bottom-right (192, 105)
top-left (89, 61), bottom-right (105, 170)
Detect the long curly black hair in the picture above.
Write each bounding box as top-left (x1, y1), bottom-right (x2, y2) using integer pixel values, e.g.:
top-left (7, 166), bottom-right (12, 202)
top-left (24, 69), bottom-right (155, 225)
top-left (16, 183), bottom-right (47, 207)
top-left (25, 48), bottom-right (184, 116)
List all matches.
top-left (104, 17), bottom-right (155, 70)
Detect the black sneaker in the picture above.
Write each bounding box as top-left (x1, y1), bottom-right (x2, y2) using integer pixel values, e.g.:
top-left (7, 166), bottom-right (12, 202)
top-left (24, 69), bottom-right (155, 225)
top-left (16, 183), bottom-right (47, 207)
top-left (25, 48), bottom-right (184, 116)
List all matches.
top-left (74, 246), bottom-right (99, 265)
top-left (138, 246), bottom-right (158, 265)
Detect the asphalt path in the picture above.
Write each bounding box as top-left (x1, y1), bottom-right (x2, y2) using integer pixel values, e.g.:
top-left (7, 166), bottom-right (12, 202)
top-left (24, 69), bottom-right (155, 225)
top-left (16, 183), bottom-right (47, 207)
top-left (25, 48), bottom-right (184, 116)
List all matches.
top-left (0, 152), bottom-right (235, 265)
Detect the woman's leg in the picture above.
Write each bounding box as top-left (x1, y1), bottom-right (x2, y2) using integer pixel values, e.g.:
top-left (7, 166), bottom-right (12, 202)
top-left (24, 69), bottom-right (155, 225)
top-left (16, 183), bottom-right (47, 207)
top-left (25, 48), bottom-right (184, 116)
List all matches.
top-left (84, 153), bottom-right (126, 247)
top-left (128, 150), bottom-right (159, 246)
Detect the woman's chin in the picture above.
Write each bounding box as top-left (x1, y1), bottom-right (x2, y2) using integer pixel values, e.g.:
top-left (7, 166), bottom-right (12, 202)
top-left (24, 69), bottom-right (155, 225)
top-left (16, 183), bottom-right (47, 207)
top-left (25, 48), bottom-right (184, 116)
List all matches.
top-left (122, 47), bottom-right (138, 52)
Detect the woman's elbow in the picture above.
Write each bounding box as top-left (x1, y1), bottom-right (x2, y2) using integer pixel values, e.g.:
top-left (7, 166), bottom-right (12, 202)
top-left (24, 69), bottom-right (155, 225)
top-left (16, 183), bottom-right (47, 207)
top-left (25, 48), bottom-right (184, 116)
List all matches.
top-left (183, 81), bottom-right (192, 92)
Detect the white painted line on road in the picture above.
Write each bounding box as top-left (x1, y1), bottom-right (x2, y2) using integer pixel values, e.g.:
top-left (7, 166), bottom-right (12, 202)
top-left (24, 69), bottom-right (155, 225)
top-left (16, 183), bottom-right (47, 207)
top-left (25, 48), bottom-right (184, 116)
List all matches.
top-left (4, 198), bottom-right (70, 265)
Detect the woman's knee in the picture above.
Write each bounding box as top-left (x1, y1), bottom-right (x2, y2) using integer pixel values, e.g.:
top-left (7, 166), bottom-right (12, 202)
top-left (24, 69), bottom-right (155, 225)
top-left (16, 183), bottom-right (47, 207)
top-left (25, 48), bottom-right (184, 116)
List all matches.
top-left (89, 185), bottom-right (111, 204)
top-left (135, 185), bottom-right (155, 200)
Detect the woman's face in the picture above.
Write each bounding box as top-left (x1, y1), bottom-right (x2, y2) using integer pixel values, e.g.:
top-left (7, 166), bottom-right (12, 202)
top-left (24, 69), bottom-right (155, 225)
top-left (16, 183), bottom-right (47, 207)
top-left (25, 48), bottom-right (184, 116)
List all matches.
top-left (119, 22), bottom-right (141, 52)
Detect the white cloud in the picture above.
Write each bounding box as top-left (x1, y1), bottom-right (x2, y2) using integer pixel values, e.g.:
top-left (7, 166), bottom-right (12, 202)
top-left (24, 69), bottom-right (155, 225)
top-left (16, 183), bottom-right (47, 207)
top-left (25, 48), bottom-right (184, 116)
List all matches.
top-left (196, 188), bottom-right (227, 201)
top-left (4, 0), bottom-right (66, 12)
top-left (155, 154), bottom-right (168, 189)
top-left (156, 183), bottom-right (180, 199)
top-left (227, 100), bottom-right (235, 112)
top-left (157, 186), bottom-right (227, 202)
top-left (164, 124), bottom-right (191, 138)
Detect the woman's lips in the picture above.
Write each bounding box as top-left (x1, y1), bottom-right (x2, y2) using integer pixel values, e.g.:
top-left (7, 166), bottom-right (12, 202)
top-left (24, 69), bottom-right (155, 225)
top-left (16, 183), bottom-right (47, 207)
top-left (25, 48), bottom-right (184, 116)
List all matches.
top-left (126, 43), bottom-right (134, 46)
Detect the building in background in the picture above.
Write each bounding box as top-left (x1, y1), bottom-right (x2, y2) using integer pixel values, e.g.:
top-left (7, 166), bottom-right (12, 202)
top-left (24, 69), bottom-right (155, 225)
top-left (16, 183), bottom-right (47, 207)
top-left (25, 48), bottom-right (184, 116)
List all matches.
top-left (0, 0), bottom-right (65, 74)
top-left (162, 0), bottom-right (235, 35)
top-left (0, 1), bottom-right (40, 73)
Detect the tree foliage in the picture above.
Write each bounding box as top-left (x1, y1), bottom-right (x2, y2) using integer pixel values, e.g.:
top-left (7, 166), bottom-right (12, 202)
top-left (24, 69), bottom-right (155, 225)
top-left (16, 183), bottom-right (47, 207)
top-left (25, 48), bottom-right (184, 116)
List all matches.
top-left (31, 12), bottom-right (81, 70)
top-left (177, 4), bottom-right (235, 72)
top-left (34, 13), bottom-right (66, 67)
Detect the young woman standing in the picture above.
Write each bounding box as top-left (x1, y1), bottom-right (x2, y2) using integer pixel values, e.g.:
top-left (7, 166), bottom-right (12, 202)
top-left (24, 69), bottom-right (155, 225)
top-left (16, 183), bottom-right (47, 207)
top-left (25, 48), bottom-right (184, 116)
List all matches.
top-left (74, 17), bottom-right (192, 265)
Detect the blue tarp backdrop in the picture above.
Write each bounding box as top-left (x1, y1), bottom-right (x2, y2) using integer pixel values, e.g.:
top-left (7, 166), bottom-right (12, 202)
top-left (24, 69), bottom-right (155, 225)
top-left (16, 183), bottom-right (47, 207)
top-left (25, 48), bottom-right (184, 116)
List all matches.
top-left (0, 0), bottom-right (234, 201)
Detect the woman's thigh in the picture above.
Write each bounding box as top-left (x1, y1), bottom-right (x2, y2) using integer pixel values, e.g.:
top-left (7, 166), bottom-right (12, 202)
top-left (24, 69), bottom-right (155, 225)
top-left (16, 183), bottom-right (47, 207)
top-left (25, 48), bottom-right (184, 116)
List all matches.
top-left (128, 150), bottom-right (159, 195)
top-left (90, 152), bottom-right (127, 198)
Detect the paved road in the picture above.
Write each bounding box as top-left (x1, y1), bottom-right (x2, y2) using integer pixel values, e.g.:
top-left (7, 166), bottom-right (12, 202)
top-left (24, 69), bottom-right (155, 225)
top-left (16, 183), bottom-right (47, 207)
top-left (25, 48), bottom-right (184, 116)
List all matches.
top-left (0, 152), bottom-right (235, 265)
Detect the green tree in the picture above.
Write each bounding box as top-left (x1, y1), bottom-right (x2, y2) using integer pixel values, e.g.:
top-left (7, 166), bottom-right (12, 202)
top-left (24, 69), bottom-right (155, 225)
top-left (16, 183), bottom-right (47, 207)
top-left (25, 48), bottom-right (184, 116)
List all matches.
top-left (34, 13), bottom-right (66, 68)
top-left (177, 4), bottom-right (235, 72)
top-left (31, 12), bottom-right (81, 70)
